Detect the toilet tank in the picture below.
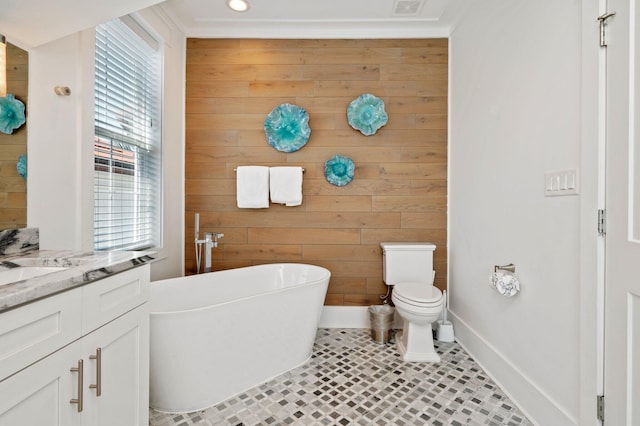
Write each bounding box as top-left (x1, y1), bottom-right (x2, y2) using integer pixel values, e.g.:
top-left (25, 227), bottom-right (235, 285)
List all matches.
top-left (380, 242), bottom-right (436, 285)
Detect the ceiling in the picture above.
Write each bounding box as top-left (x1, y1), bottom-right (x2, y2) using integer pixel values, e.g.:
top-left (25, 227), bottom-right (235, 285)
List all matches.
top-left (1, 0), bottom-right (470, 48)
top-left (159, 0), bottom-right (471, 38)
top-left (0, 0), bottom-right (162, 48)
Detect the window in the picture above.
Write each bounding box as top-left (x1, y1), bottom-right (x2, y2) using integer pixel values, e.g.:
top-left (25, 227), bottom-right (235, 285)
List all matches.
top-left (94, 17), bottom-right (162, 251)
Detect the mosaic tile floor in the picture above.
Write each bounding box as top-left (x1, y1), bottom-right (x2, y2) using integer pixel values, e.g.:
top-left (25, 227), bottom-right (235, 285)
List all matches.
top-left (149, 329), bottom-right (531, 426)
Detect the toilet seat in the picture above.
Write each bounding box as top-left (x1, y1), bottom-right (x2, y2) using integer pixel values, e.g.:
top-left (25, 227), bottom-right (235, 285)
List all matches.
top-left (393, 283), bottom-right (442, 306)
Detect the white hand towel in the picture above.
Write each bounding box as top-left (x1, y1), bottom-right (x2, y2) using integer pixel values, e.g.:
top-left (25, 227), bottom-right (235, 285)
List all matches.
top-left (269, 167), bottom-right (303, 206)
top-left (236, 166), bottom-right (269, 208)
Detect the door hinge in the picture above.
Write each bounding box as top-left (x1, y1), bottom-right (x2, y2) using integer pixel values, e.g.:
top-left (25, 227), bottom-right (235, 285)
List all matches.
top-left (597, 394), bottom-right (605, 422)
top-left (598, 12), bottom-right (616, 47)
top-left (598, 209), bottom-right (607, 236)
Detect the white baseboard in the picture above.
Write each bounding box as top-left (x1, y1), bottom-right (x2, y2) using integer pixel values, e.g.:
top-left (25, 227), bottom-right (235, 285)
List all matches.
top-left (319, 306), bottom-right (369, 328)
top-left (449, 311), bottom-right (577, 426)
top-left (319, 306), bottom-right (404, 329)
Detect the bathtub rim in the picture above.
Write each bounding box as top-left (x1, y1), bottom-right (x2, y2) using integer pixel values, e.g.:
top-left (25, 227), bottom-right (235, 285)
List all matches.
top-left (149, 262), bottom-right (330, 315)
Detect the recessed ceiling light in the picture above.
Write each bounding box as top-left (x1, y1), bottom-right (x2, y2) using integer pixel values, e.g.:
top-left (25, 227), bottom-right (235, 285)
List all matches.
top-left (227, 0), bottom-right (250, 12)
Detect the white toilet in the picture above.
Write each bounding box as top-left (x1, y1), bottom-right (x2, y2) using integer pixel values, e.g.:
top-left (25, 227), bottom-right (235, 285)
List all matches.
top-left (381, 242), bottom-right (443, 362)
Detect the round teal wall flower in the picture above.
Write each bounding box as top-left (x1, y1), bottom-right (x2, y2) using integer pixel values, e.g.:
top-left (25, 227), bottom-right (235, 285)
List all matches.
top-left (0, 94), bottom-right (26, 135)
top-left (324, 154), bottom-right (355, 186)
top-left (347, 93), bottom-right (388, 136)
top-left (264, 103), bottom-right (311, 152)
top-left (16, 154), bottom-right (27, 180)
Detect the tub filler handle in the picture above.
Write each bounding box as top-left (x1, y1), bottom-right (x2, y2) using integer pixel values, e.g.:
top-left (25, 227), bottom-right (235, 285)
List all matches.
top-left (193, 213), bottom-right (224, 274)
top-left (203, 232), bottom-right (224, 273)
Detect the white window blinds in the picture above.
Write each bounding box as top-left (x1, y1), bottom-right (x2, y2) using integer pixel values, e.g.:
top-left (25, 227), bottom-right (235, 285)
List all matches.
top-left (94, 18), bottom-right (162, 251)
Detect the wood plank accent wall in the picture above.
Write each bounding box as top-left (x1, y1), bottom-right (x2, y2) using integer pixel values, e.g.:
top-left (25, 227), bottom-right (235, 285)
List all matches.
top-left (185, 39), bottom-right (448, 306)
top-left (0, 44), bottom-right (28, 229)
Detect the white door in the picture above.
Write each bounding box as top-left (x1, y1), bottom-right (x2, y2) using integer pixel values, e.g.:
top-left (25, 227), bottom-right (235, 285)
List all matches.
top-left (604, 1), bottom-right (640, 424)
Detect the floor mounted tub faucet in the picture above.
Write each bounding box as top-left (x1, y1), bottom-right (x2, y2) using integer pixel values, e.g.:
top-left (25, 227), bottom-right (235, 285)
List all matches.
top-left (203, 232), bottom-right (224, 273)
top-left (194, 213), bottom-right (223, 273)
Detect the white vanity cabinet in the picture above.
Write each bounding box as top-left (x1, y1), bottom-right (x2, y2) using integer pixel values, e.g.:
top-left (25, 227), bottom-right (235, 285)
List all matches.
top-left (0, 263), bottom-right (150, 426)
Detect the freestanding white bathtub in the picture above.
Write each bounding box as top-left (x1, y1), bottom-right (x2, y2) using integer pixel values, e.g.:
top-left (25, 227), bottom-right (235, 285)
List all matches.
top-left (148, 263), bottom-right (330, 413)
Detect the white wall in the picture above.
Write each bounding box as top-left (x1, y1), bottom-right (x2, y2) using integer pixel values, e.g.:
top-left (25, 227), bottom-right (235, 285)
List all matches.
top-left (449, 1), bottom-right (582, 424)
top-left (27, 7), bottom-right (186, 280)
top-left (28, 32), bottom-right (96, 251)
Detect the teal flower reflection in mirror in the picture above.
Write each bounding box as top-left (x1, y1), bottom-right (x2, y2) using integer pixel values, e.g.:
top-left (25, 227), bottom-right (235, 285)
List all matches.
top-left (264, 103), bottom-right (311, 152)
top-left (0, 94), bottom-right (26, 135)
top-left (347, 93), bottom-right (388, 136)
top-left (16, 154), bottom-right (26, 180)
top-left (324, 154), bottom-right (355, 187)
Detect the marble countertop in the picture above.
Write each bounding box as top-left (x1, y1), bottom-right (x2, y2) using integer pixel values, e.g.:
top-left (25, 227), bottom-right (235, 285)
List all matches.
top-left (0, 249), bottom-right (154, 313)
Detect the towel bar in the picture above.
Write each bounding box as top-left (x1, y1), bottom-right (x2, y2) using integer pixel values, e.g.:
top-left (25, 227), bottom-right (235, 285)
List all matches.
top-left (234, 167), bottom-right (305, 172)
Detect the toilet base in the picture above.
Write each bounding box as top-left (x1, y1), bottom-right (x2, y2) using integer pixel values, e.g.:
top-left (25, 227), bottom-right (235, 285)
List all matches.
top-left (395, 321), bottom-right (441, 363)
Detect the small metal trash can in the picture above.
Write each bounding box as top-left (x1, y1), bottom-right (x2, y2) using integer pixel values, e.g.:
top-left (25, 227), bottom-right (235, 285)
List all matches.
top-left (368, 304), bottom-right (395, 344)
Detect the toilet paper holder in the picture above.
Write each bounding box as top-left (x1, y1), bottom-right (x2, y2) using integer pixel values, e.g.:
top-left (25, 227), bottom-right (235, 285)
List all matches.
top-left (490, 263), bottom-right (520, 297)
top-left (494, 263), bottom-right (516, 273)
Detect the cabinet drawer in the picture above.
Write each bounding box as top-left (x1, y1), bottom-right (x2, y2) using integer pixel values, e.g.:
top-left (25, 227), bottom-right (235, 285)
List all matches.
top-left (82, 264), bottom-right (150, 334)
top-left (0, 288), bottom-right (82, 381)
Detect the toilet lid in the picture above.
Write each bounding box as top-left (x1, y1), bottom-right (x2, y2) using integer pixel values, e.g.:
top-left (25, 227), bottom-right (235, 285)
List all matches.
top-left (393, 283), bottom-right (442, 304)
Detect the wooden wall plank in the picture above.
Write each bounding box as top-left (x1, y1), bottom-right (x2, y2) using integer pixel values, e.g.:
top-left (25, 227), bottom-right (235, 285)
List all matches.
top-left (187, 64), bottom-right (305, 81)
top-left (361, 229), bottom-right (447, 245)
top-left (303, 244), bottom-right (381, 261)
top-left (185, 129), bottom-right (239, 146)
top-left (385, 96), bottom-right (447, 114)
top-left (315, 81), bottom-right (418, 97)
top-left (248, 228), bottom-right (361, 245)
top-left (185, 39), bottom-right (448, 304)
top-left (372, 196), bottom-right (447, 212)
top-left (416, 114), bottom-right (448, 129)
top-left (187, 47), bottom-right (306, 64)
top-left (380, 63), bottom-right (448, 81)
top-left (301, 48), bottom-right (402, 65)
top-left (305, 195), bottom-right (372, 212)
top-left (248, 81), bottom-right (315, 97)
top-left (401, 213), bottom-right (447, 229)
top-left (186, 81), bottom-right (249, 98)
top-left (328, 277), bottom-right (367, 294)
top-left (222, 244), bottom-right (303, 260)
top-left (302, 64), bottom-right (381, 81)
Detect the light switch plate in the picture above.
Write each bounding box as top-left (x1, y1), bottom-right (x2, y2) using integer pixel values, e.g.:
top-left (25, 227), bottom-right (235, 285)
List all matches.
top-left (545, 169), bottom-right (579, 196)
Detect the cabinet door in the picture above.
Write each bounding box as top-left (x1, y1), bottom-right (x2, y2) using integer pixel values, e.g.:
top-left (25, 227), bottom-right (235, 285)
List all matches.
top-left (0, 341), bottom-right (83, 426)
top-left (83, 304), bottom-right (149, 426)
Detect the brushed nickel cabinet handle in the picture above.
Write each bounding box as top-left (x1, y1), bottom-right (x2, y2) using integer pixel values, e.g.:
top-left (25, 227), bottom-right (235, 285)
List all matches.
top-left (89, 347), bottom-right (102, 396)
top-left (69, 359), bottom-right (84, 412)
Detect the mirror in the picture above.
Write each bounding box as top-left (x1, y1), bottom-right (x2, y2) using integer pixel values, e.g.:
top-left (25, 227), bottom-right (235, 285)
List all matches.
top-left (0, 43), bottom-right (28, 229)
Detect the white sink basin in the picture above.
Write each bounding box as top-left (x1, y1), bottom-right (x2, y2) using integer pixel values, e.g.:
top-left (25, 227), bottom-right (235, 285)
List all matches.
top-left (0, 266), bottom-right (68, 286)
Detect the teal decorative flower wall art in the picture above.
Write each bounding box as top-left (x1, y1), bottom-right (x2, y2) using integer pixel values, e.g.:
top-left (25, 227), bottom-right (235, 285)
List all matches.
top-left (324, 154), bottom-right (355, 187)
top-left (264, 103), bottom-right (311, 152)
top-left (16, 154), bottom-right (26, 180)
top-left (347, 93), bottom-right (388, 136)
top-left (0, 94), bottom-right (26, 135)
